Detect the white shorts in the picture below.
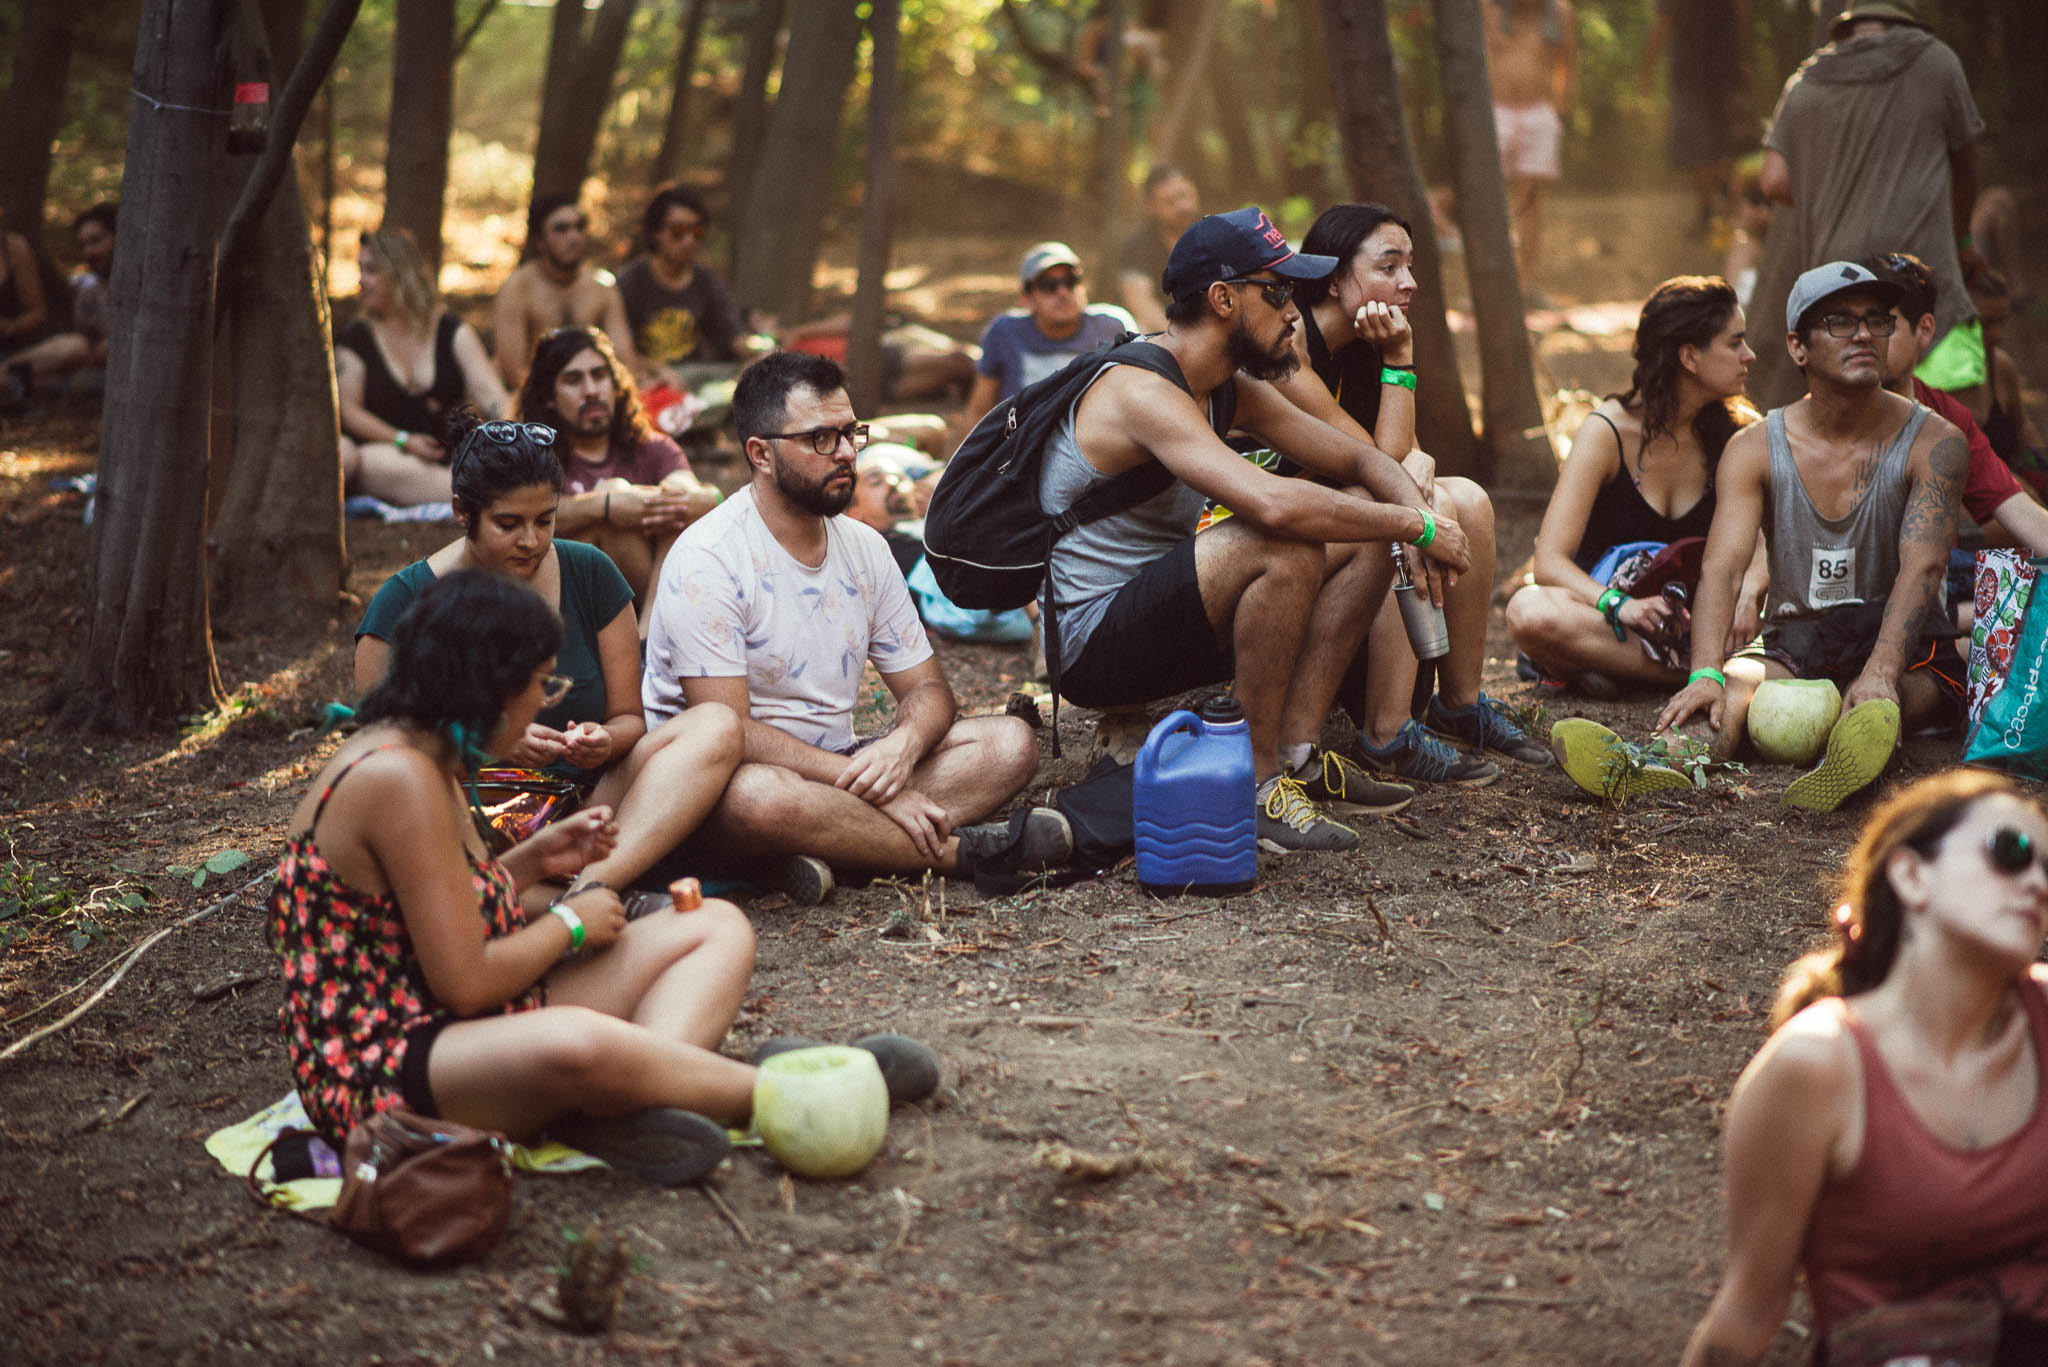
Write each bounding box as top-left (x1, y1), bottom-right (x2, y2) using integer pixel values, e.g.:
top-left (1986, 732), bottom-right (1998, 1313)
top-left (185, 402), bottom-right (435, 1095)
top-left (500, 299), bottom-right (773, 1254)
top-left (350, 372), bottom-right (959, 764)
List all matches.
top-left (1494, 101), bottom-right (1562, 181)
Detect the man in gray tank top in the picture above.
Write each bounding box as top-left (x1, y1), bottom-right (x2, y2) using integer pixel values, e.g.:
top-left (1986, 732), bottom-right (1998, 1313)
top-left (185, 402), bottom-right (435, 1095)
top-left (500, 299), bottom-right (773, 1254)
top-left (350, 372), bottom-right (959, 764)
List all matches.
top-left (1648, 260), bottom-right (1967, 810)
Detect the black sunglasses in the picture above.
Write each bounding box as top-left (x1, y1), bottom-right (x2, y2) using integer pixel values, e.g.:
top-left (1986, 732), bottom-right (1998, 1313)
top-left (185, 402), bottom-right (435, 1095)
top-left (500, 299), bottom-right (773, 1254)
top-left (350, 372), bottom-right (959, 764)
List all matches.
top-left (1229, 275), bottom-right (1295, 310)
top-left (453, 420), bottom-right (558, 470)
top-left (1030, 271), bottom-right (1083, 294)
top-left (1986, 827), bottom-right (2048, 878)
top-left (759, 422), bottom-right (869, 457)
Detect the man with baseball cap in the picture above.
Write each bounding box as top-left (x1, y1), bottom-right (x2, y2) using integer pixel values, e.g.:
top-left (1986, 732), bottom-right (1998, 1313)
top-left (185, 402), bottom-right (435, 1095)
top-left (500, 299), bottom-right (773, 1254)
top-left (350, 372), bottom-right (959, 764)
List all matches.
top-left (1037, 207), bottom-right (1471, 852)
top-left (961, 242), bottom-right (1136, 432)
top-left (1639, 260), bottom-right (1967, 810)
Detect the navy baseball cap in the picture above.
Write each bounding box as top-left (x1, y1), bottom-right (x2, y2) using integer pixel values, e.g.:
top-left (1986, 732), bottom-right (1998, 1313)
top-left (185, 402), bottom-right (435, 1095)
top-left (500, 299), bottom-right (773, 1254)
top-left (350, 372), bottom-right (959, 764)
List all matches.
top-left (1785, 260), bottom-right (1903, 333)
top-left (1161, 207), bottom-right (1336, 301)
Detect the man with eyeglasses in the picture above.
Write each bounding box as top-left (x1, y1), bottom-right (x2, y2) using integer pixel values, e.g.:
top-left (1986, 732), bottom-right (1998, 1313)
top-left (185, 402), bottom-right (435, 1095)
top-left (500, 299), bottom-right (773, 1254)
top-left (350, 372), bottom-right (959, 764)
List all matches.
top-left (961, 242), bottom-right (1136, 434)
top-left (1038, 207), bottom-right (1471, 853)
top-left (1651, 261), bottom-right (1968, 811)
top-left (492, 192), bottom-right (645, 390)
top-left (641, 350), bottom-right (1070, 902)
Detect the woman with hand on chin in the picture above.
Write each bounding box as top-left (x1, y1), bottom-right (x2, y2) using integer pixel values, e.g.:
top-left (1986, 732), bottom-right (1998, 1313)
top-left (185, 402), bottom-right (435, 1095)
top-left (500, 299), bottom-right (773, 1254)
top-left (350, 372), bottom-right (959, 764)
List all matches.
top-left (1682, 770), bottom-right (2048, 1365)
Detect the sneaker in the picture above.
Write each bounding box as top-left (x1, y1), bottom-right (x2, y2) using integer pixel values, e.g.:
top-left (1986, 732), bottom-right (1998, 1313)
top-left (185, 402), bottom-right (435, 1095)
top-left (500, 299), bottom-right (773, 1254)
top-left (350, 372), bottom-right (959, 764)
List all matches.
top-left (1549, 718), bottom-right (1692, 803)
top-left (759, 854), bottom-right (834, 906)
top-left (1782, 699), bottom-right (1899, 813)
top-left (752, 1033), bottom-right (941, 1106)
top-left (1256, 774), bottom-right (1359, 853)
top-left (1426, 692), bottom-right (1555, 767)
top-left (956, 806), bottom-right (1073, 877)
top-left (1290, 747), bottom-right (1413, 815)
top-left (1353, 719), bottom-right (1500, 787)
top-left (545, 1107), bottom-right (731, 1186)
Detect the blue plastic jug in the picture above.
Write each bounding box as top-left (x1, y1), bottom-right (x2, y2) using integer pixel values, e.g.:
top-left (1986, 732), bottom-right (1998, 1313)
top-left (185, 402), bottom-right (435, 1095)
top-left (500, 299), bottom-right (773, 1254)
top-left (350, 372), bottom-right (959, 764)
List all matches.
top-left (1134, 695), bottom-right (1256, 896)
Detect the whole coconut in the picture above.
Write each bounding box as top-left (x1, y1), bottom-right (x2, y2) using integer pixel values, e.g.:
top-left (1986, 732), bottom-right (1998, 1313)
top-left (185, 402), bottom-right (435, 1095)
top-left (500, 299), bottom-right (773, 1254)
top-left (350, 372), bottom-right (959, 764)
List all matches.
top-left (1747, 678), bottom-right (1843, 765)
top-left (751, 1045), bottom-right (890, 1178)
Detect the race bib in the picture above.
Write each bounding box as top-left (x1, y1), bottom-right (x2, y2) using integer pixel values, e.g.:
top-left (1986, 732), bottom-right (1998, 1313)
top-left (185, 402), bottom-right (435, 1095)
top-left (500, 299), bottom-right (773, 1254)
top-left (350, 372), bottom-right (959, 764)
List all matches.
top-left (1809, 546), bottom-right (1857, 605)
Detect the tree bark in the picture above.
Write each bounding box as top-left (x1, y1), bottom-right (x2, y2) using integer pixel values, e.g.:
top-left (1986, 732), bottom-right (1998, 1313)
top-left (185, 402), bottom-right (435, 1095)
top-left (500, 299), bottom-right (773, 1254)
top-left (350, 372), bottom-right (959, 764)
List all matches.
top-left (653, 0), bottom-right (712, 185)
top-left (1093, 0), bottom-right (1125, 276)
top-left (531, 0), bottom-right (639, 202)
top-left (1431, 0), bottom-right (1553, 494)
top-left (1319, 0), bottom-right (1479, 477)
top-left (1147, 0), bottom-right (1226, 173)
top-left (80, 0), bottom-right (236, 731)
top-left (384, 0), bottom-right (455, 275)
top-left (0, 0), bottom-right (83, 253)
top-left (730, 0), bottom-right (861, 325)
top-left (726, 0), bottom-right (786, 224)
top-left (845, 0), bottom-right (900, 415)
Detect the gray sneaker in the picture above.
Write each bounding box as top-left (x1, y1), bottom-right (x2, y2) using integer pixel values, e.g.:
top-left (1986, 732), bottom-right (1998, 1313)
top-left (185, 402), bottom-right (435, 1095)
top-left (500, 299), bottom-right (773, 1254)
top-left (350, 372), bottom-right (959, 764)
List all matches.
top-left (544, 1107), bottom-right (731, 1186)
top-left (1290, 746), bottom-right (1414, 815)
top-left (1425, 692), bottom-right (1555, 767)
top-left (956, 806), bottom-right (1074, 877)
top-left (1353, 719), bottom-right (1500, 787)
top-left (759, 854), bottom-right (834, 906)
top-left (1256, 775), bottom-right (1359, 853)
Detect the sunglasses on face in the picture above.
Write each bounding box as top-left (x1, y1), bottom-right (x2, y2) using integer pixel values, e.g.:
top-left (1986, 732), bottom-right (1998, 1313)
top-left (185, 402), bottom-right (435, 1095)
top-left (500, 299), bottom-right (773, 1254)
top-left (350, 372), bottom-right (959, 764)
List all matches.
top-left (534, 672), bottom-right (573, 707)
top-left (1031, 272), bottom-right (1083, 294)
top-left (1817, 311), bottom-right (1898, 339)
top-left (760, 422), bottom-right (870, 457)
top-left (1230, 276), bottom-right (1295, 310)
top-left (1985, 827), bottom-right (2048, 878)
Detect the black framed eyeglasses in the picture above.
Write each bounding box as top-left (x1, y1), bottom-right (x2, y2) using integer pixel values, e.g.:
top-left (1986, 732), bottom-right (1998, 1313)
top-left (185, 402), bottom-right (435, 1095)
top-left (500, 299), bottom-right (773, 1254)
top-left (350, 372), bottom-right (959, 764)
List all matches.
top-left (1986, 827), bottom-right (2048, 878)
top-left (535, 672), bottom-right (574, 707)
top-left (759, 422), bottom-right (869, 456)
top-left (1229, 275), bottom-right (1295, 310)
top-left (1817, 311), bottom-right (1897, 339)
top-left (1030, 271), bottom-right (1083, 294)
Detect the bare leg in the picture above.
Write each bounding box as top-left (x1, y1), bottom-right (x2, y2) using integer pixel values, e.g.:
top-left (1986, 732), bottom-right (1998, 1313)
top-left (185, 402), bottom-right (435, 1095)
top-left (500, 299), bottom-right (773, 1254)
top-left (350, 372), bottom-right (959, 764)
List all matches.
top-left (1422, 477), bottom-right (1495, 708)
top-left (350, 440), bottom-right (454, 505)
top-left (547, 898), bottom-right (756, 1047)
top-left (586, 524), bottom-right (655, 604)
top-left (13, 332), bottom-right (88, 382)
top-left (1277, 536), bottom-right (1397, 752)
top-left (1896, 669), bottom-right (1946, 732)
top-left (1505, 584), bottom-right (1687, 686)
top-left (1359, 600), bottom-right (1418, 747)
top-left (1191, 520), bottom-right (1325, 779)
top-left (1515, 178), bottom-right (1547, 294)
top-left (1709, 653), bottom-right (1787, 760)
top-left (580, 703), bottom-right (744, 890)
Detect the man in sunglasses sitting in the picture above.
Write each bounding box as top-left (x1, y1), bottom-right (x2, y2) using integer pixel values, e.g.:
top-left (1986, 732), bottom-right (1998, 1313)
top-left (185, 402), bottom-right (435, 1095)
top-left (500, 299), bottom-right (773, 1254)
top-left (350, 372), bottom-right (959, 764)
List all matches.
top-left (960, 242), bottom-right (1136, 434)
top-left (640, 350), bottom-right (1071, 903)
top-left (1645, 261), bottom-right (1968, 810)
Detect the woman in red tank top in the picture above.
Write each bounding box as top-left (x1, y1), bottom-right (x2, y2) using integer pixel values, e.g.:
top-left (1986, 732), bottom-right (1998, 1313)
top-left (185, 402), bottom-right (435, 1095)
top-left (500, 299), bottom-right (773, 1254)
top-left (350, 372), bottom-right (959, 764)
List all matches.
top-left (1682, 770), bottom-right (2048, 1366)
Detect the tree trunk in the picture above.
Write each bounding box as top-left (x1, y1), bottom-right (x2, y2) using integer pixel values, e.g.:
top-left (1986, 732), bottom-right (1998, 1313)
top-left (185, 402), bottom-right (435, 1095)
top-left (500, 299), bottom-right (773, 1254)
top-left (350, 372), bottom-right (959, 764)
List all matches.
top-left (653, 0), bottom-right (712, 184)
top-left (1093, 0), bottom-right (1125, 275)
top-left (0, 0), bottom-right (83, 253)
top-left (726, 0), bottom-right (785, 223)
top-left (531, 0), bottom-right (639, 202)
top-left (1319, 0), bottom-right (1480, 477)
top-left (1147, 0), bottom-right (1226, 173)
top-left (79, 0), bottom-right (235, 731)
top-left (384, 0), bottom-right (455, 275)
top-left (730, 0), bottom-right (861, 325)
top-left (1431, 0), bottom-right (1553, 495)
top-left (845, 0), bottom-right (900, 415)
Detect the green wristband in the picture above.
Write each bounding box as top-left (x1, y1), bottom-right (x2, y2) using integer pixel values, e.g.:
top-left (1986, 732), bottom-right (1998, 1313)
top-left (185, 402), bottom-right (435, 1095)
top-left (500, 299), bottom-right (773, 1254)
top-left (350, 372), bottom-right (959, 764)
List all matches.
top-left (547, 902), bottom-right (586, 952)
top-left (1597, 587), bottom-right (1627, 641)
top-left (1380, 366), bottom-right (1418, 390)
top-left (1410, 505), bottom-right (1435, 548)
top-left (392, 429), bottom-right (410, 451)
top-left (1958, 234), bottom-right (1976, 250)
top-left (1689, 667), bottom-right (1727, 689)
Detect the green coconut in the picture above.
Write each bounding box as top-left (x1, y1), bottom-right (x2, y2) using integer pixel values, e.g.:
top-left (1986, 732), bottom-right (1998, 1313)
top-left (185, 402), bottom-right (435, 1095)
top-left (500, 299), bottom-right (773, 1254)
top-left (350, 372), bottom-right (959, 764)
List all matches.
top-left (751, 1045), bottom-right (890, 1179)
top-left (1747, 678), bottom-right (1843, 765)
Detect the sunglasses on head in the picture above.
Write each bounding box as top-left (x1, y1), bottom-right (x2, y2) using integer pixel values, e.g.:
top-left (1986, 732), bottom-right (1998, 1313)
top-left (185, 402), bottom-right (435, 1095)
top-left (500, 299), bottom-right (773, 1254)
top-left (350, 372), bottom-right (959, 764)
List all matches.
top-left (453, 420), bottom-right (558, 471)
top-left (1986, 827), bottom-right (2048, 878)
top-left (1031, 271), bottom-right (1083, 294)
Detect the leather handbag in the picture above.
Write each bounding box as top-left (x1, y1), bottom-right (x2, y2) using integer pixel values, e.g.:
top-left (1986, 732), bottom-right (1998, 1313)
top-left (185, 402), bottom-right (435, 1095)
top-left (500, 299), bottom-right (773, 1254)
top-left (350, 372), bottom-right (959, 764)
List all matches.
top-left (1823, 1293), bottom-right (1999, 1367)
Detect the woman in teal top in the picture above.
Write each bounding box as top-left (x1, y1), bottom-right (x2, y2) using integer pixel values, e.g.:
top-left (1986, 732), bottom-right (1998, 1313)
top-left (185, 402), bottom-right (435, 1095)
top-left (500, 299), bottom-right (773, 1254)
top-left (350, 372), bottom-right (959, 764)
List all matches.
top-left (356, 414), bottom-right (741, 902)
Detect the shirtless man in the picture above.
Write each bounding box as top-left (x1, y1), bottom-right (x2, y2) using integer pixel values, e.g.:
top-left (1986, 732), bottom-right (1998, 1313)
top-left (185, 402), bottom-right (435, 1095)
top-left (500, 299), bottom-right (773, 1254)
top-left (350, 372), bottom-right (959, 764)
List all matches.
top-left (1484, 0), bottom-right (1578, 302)
top-left (492, 193), bottom-right (643, 390)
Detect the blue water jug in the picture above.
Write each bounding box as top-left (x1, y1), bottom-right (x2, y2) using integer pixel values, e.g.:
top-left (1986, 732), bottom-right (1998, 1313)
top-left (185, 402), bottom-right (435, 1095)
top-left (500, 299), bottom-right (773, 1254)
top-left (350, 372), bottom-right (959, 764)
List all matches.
top-left (1134, 695), bottom-right (1256, 896)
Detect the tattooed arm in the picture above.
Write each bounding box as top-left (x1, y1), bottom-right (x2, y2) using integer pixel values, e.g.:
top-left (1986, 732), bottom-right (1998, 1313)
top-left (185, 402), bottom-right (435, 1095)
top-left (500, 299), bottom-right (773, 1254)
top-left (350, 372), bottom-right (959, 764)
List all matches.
top-left (1843, 423), bottom-right (1965, 711)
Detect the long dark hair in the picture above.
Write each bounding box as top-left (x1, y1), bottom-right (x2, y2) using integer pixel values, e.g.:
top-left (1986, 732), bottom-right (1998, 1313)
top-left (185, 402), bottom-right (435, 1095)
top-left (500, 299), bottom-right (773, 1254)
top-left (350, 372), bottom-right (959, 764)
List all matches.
top-left (1772, 770), bottom-right (2027, 1027)
top-left (1297, 202), bottom-right (1413, 311)
top-left (514, 325), bottom-right (651, 461)
top-left (355, 571), bottom-right (562, 763)
top-left (444, 408), bottom-right (564, 536)
top-left (1615, 275), bottom-right (1749, 462)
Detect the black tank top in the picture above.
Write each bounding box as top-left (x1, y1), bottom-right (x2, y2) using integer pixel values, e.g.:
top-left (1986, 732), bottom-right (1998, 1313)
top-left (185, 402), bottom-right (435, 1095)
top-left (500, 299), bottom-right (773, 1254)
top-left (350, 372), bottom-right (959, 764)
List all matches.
top-left (1573, 410), bottom-right (1717, 572)
top-left (1302, 307), bottom-right (1385, 435)
top-left (337, 313), bottom-right (464, 436)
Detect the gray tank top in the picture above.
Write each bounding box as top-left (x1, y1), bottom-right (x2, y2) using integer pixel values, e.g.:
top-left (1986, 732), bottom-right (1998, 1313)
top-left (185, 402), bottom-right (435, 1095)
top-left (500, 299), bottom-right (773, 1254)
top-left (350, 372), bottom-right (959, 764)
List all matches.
top-left (1037, 363), bottom-right (1217, 661)
top-left (1762, 402), bottom-right (1928, 621)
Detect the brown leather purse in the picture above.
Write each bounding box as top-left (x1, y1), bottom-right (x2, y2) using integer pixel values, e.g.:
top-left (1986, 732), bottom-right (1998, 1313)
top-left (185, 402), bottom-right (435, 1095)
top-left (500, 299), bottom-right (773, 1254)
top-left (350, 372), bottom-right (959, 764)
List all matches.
top-left (250, 1108), bottom-right (514, 1267)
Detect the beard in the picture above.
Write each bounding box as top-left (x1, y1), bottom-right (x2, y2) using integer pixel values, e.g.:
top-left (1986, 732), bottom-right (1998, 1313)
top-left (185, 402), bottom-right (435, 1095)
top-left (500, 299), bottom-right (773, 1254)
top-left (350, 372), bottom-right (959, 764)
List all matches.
top-left (1228, 315), bottom-right (1300, 383)
top-left (563, 398), bottom-right (612, 440)
top-left (773, 449), bottom-right (856, 517)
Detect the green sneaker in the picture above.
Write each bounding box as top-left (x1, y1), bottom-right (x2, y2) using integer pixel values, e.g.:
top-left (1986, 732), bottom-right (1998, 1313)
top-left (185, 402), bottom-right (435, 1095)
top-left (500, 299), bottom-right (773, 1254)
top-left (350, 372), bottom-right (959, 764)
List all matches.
top-left (1290, 746), bottom-right (1414, 815)
top-left (1549, 718), bottom-right (1693, 803)
top-left (1256, 775), bottom-right (1360, 853)
top-left (1782, 699), bottom-right (1899, 812)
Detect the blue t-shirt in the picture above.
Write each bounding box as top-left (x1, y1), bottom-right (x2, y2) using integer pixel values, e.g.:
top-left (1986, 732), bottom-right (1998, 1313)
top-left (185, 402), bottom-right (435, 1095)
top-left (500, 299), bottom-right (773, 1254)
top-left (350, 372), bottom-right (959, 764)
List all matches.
top-left (975, 305), bottom-right (1135, 401)
top-left (354, 538), bottom-right (635, 782)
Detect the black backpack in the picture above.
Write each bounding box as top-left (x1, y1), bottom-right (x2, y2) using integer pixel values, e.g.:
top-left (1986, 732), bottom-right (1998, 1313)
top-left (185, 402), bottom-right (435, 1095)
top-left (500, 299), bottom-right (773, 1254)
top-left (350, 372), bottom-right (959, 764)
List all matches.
top-left (922, 336), bottom-right (1236, 750)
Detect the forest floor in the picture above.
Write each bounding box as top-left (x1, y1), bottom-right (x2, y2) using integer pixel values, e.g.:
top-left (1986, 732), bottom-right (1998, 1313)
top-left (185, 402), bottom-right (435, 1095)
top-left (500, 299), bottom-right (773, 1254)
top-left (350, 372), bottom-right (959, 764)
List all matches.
top-left (2, 187), bottom-right (2043, 1365)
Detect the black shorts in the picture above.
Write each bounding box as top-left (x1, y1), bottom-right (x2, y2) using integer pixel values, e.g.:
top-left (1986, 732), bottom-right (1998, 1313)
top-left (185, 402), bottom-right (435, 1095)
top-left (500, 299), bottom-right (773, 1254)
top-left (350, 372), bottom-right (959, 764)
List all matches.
top-left (1056, 538), bottom-right (1234, 708)
top-left (400, 1016), bottom-right (450, 1118)
top-left (1734, 600), bottom-right (1966, 728)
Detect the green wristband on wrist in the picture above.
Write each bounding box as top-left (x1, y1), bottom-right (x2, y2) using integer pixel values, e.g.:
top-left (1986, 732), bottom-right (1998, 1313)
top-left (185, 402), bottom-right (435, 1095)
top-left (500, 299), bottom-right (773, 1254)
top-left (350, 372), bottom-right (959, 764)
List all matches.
top-left (547, 902), bottom-right (586, 952)
top-left (1410, 505), bottom-right (1435, 548)
top-left (1958, 233), bottom-right (1976, 250)
top-left (393, 430), bottom-right (409, 451)
top-left (1380, 366), bottom-right (1418, 390)
top-left (1597, 587), bottom-right (1627, 641)
top-left (1689, 667), bottom-right (1728, 689)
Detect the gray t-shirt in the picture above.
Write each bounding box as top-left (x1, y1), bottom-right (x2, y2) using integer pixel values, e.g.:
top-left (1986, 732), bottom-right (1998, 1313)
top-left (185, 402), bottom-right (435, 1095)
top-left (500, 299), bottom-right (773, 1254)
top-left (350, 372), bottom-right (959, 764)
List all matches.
top-left (1761, 402), bottom-right (1927, 621)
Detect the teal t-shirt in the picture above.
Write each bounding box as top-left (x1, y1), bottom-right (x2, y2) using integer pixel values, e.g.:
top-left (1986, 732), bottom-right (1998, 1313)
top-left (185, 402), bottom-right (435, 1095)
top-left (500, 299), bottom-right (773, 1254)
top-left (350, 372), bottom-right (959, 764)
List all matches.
top-left (354, 539), bottom-right (636, 782)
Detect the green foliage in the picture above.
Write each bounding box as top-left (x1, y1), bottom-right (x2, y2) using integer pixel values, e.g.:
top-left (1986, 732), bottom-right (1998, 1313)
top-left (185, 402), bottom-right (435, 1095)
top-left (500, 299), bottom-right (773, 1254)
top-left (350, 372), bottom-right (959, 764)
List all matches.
top-left (164, 849), bottom-right (252, 893)
top-left (0, 829), bottom-right (149, 955)
top-left (179, 682), bottom-right (283, 745)
top-left (1604, 732), bottom-right (1746, 793)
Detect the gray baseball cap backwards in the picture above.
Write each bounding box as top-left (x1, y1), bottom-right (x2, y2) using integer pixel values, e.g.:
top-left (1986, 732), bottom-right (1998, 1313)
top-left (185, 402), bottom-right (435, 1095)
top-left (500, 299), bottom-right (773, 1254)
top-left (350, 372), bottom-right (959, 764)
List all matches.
top-left (1018, 241), bottom-right (1082, 285)
top-left (1785, 261), bottom-right (1904, 334)
top-left (1828, 1), bottom-right (1928, 40)
top-left (1161, 207), bottom-right (1336, 302)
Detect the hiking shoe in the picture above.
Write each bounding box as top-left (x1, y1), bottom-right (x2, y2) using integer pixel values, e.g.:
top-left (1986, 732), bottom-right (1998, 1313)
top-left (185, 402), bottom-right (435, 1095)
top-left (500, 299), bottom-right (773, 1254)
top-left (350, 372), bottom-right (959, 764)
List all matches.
top-left (1256, 774), bottom-right (1359, 853)
top-left (1550, 718), bottom-right (1692, 803)
top-left (1290, 746), bottom-right (1413, 815)
top-left (1353, 719), bottom-right (1500, 787)
top-left (956, 806), bottom-right (1073, 877)
top-left (758, 854), bottom-right (834, 906)
top-left (1782, 699), bottom-right (1899, 813)
top-left (752, 1033), bottom-right (941, 1106)
top-left (545, 1107), bottom-right (731, 1186)
top-left (1426, 692), bottom-right (1555, 767)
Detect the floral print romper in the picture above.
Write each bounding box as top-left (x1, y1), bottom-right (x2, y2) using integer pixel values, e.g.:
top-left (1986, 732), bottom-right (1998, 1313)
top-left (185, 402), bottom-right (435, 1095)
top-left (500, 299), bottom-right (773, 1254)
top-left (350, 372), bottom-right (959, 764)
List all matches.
top-left (268, 746), bottom-right (542, 1142)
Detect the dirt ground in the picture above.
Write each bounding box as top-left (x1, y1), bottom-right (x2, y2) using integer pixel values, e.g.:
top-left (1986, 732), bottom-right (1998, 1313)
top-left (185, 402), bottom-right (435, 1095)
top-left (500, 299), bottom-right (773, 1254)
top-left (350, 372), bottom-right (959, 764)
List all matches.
top-left (1, 188), bottom-right (2041, 1365)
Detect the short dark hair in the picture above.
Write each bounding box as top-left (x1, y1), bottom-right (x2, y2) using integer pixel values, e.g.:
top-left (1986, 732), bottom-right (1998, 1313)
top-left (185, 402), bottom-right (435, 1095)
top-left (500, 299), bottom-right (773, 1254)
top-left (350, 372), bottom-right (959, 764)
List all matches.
top-left (1860, 251), bottom-right (1936, 327)
top-left (1162, 288), bottom-right (1212, 324)
top-left (355, 570), bottom-right (563, 752)
top-left (641, 185), bottom-right (709, 252)
top-left (443, 408), bottom-right (564, 535)
top-left (1296, 202), bottom-right (1413, 310)
top-left (1144, 164), bottom-right (1191, 196)
top-left (524, 191), bottom-right (579, 260)
top-left (73, 202), bottom-right (117, 237)
top-left (733, 350), bottom-right (846, 443)
top-left (516, 325), bottom-right (651, 458)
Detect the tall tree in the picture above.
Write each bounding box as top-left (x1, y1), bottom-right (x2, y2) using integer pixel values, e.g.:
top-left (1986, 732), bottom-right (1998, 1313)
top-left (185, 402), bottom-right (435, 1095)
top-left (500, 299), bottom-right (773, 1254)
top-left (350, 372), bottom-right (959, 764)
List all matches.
top-left (1319, 0), bottom-right (1480, 477)
top-left (1147, 0), bottom-right (1226, 173)
top-left (384, 0), bottom-right (455, 275)
top-left (1431, 0), bottom-right (1553, 493)
top-left (1092, 0), bottom-right (1125, 277)
top-left (653, 0), bottom-right (712, 185)
top-left (726, 0), bottom-right (786, 225)
top-left (845, 0), bottom-right (900, 415)
top-left (531, 0), bottom-right (639, 201)
top-left (731, 0), bottom-right (861, 326)
top-left (0, 0), bottom-right (84, 252)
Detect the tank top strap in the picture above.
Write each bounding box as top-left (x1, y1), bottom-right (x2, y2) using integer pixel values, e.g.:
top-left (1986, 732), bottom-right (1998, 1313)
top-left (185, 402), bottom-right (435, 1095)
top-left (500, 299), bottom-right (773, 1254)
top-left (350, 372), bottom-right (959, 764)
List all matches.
top-left (1589, 410), bottom-right (1645, 488)
top-left (307, 743), bottom-right (405, 834)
